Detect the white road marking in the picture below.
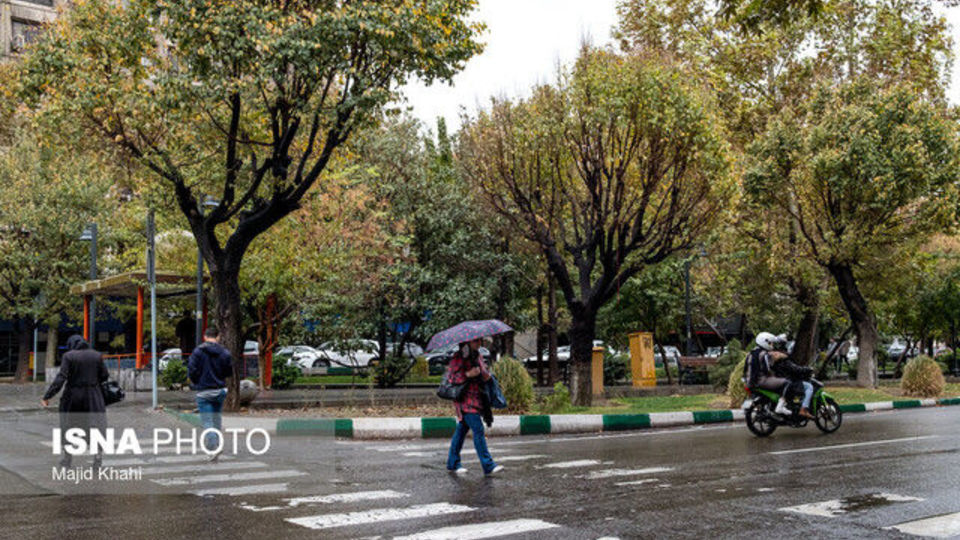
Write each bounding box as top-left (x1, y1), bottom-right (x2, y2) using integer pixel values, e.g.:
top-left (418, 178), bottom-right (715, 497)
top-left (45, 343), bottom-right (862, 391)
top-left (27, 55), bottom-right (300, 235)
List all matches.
top-left (757, 488), bottom-right (776, 492)
top-left (392, 518), bottom-right (561, 539)
top-left (104, 455), bottom-right (233, 466)
top-left (539, 459), bottom-right (601, 469)
top-left (191, 483), bottom-right (290, 496)
top-left (615, 479), bottom-right (659, 487)
top-left (768, 436), bottom-right (939, 455)
top-left (403, 452), bottom-right (437, 457)
top-left (152, 469), bottom-right (306, 486)
top-left (239, 490), bottom-right (409, 512)
top-left (141, 461), bottom-right (267, 475)
top-left (286, 503), bottom-right (474, 530)
top-left (466, 454), bottom-right (547, 463)
top-left (780, 494), bottom-right (923, 517)
top-left (580, 467), bottom-right (673, 480)
top-left (886, 511), bottom-right (960, 538)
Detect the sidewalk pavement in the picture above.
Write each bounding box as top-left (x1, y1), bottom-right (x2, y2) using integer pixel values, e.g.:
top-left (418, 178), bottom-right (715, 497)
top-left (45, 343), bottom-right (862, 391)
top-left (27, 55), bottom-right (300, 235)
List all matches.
top-left (165, 397), bottom-right (960, 441)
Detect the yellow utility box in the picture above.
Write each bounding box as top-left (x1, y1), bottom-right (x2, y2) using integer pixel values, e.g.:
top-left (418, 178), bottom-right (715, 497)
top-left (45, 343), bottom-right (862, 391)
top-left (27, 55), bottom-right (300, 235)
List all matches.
top-left (592, 346), bottom-right (605, 396)
top-left (629, 331), bottom-right (656, 387)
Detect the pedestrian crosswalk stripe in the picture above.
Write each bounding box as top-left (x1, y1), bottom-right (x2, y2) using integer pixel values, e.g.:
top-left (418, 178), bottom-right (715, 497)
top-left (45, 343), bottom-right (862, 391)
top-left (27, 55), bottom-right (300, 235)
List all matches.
top-left (191, 483), bottom-right (290, 496)
top-left (286, 503), bottom-right (475, 530)
top-left (539, 460), bottom-right (601, 469)
top-left (239, 490), bottom-right (409, 512)
top-left (392, 518), bottom-right (561, 539)
top-left (886, 511), bottom-right (960, 537)
top-left (580, 467), bottom-right (673, 480)
top-left (615, 479), bottom-right (659, 487)
top-left (780, 494), bottom-right (923, 517)
top-left (141, 461), bottom-right (267, 476)
top-left (465, 454), bottom-right (547, 463)
top-left (152, 469), bottom-right (307, 486)
top-left (104, 455), bottom-right (234, 467)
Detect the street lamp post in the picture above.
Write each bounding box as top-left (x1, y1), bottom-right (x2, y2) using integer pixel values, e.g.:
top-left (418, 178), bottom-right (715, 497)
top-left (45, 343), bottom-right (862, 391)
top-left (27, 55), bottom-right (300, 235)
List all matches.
top-left (79, 223), bottom-right (97, 345)
top-left (196, 196), bottom-right (219, 348)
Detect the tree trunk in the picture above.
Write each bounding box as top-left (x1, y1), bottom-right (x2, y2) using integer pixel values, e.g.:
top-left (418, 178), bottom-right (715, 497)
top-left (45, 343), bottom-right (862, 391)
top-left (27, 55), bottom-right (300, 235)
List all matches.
top-left (568, 310), bottom-right (597, 406)
top-left (536, 285), bottom-right (544, 386)
top-left (655, 337), bottom-right (673, 385)
top-left (212, 268), bottom-right (244, 411)
top-left (547, 276), bottom-right (559, 386)
top-left (792, 282), bottom-right (820, 366)
top-left (46, 326), bottom-right (58, 374)
top-left (257, 293), bottom-right (278, 390)
top-left (828, 263), bottom-right (879, 388)
top-left (14, 317), bottom-right (34, 383)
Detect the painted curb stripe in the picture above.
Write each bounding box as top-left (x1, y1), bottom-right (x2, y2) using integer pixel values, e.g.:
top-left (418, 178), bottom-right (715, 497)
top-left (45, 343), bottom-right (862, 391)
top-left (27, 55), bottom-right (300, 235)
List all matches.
top-left (520, 415), bottom-right (551, 435)
top-left (940, 397), bottom-right (960, 406)
top-left (603, 414), bottom-right (651, 431)
top-left (865, 402), bottom-right (894, 411)
top-left (693, 410), bottom-right (734, 424)
top-left (421, 417), bottom-right (457, 438)
top-left (276, 418), bottom-right (353, 438)
top-left (839, 403), bottom-right (866, 413)
top-left (892, 400), bottom-right (922, 409)
top-left (649, 411), bottom-right (694, 427)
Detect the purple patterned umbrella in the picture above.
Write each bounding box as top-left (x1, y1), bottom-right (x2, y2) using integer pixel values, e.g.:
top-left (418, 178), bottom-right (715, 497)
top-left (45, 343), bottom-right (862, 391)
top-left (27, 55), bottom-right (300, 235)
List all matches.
top-left (426, 319), bottom-right (513, 352)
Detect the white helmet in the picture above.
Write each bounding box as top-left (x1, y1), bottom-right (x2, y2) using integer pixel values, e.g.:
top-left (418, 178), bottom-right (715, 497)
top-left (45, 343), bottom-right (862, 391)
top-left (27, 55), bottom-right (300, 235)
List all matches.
top-left (756, 332), bottom-right (779, 351)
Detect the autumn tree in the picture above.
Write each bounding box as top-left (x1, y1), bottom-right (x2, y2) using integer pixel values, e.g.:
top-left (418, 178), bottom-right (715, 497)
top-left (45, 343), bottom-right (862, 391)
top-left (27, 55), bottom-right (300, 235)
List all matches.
top-left (460, 48), bottom-right (733, 405)
top-left (745, 81), bottom-right (959, 387)
top-left (18, 0), bottom-right (483, 408)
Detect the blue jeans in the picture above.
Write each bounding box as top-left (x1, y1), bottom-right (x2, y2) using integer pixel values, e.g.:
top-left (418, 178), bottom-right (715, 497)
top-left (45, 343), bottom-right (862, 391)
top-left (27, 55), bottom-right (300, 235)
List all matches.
top-left (447, 413), bottom-right (496, 474)
top-left (800, 381), bottom-right (814, 410)
top-left (196, 389), bottom-right (227, 452)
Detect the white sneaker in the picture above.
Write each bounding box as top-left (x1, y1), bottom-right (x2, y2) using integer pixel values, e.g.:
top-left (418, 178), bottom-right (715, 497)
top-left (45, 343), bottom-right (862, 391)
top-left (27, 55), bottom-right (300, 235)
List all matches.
top-left (486, 465), bottom-right (504, 476)
top-left (450, 467), bottom-right (468, 475)
top-left (774, 398), bottom-right (791, 415)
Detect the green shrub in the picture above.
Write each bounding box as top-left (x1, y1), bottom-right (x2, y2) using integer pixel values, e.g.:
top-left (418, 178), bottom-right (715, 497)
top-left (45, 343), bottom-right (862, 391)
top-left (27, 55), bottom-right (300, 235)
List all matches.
top-left (373, 354), bottom-right (411, 388)
top-left (271, 359), bottom-right (300, 390)
top-left (603, 353), bottom-right (629, 385)
top-left (160, 360), bottom-right (188, 390)
top-left (709, 339), bottom-right (744, 391)
top-left (540, 382), bottom-right (571, 414)
top-left (726, 358), bottom-right (747, 408)
top-left (491, 357), bottom-right (534, 413)
top-left (410, 357), bottom-right (429, 379)
top-left (901, 355), bottom-right (945, 398)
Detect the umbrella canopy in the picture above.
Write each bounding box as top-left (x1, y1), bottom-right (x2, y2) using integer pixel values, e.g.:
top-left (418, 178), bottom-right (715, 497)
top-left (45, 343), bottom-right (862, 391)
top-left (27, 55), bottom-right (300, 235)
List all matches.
top-left (426, 319), bottom-right (513, 352)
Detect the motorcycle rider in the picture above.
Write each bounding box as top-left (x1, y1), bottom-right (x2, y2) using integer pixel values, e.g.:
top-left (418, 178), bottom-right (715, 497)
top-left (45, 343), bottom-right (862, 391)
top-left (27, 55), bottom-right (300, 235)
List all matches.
top-left (745, 332), bottom-right (792, 415)
top-left (771, 343), bottom-right (816, 419)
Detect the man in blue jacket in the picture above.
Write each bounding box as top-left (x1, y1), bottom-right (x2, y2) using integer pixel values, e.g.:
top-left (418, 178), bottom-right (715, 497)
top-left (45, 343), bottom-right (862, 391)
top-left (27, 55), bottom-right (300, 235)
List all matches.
top-left (188, 326), bottom-right (233, 460)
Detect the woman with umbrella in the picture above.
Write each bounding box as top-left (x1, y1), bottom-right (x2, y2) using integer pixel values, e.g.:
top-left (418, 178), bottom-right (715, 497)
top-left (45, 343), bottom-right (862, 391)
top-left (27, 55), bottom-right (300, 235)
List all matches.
top-left (428, 319), bottom-right (511, 476)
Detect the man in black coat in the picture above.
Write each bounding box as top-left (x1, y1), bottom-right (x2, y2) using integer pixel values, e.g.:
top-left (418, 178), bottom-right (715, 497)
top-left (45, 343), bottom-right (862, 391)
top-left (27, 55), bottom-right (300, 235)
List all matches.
top-left (42, 335), bottom-right (109, 468)
top-left (188, 326), bottom-right (233, 460)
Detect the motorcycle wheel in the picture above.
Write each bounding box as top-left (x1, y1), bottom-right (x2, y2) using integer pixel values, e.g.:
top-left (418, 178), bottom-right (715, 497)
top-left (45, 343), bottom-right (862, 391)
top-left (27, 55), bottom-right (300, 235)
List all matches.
top-left (746, 400), bottom-right (778, 437)
top-left (814, 397), bottom-right (842, 433)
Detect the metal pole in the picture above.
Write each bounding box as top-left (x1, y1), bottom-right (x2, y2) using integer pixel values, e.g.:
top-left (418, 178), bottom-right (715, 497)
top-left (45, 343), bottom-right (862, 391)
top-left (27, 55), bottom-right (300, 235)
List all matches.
top-left (196, 206), bottom-right (204, 348)
top-left (684, 259), bottom-right (693, 356)
top-left (148, 211), bottom-right (158, 410)
top-left (32, 325), bottom-right (38, 382)
top-left (89, 223), bottom-right (97, 347)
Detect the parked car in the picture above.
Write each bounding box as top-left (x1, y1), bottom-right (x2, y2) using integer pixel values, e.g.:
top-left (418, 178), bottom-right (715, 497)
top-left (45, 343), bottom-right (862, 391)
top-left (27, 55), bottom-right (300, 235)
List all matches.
top-left (522, 341), bottom-right (615, 367)
top-left (427, 344), bottom-right (492, 375)
top-left (885, 338), bottom-right (918, 360)
top-left (317, 339), bottom-right (380, 369)
top-left (275, 345), bottom-right (330, 375)
top-left (654, 345), bottom-right (681, 366)
top-left (157, 348), bottom-right (183, 371)
top-left (384, 342), bottom-right (425, 360)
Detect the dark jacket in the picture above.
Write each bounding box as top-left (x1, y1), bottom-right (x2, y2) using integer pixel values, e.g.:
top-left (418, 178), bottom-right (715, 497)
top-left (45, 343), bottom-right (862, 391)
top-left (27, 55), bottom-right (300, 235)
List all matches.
top-left (772, 358), bottom-right (813, 381)
top-left (188, 341), bottom-right (233, 390)
top-left (744, 347), bottom-right (773, 388)
top-left (43, 335), bottom-right (109, 416)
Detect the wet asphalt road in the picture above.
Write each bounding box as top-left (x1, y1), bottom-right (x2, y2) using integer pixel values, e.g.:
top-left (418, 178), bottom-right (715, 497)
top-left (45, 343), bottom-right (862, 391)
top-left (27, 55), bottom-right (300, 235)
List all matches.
top-left (0, 404), bottom-right (958, 539)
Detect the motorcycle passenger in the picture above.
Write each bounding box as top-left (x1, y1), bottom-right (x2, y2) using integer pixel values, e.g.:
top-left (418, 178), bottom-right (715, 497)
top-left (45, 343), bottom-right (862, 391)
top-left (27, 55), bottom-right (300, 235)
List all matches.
top-left (745, 332), bottom-right (791, 415)
top-left (771, 350), bottom-right (815, 419)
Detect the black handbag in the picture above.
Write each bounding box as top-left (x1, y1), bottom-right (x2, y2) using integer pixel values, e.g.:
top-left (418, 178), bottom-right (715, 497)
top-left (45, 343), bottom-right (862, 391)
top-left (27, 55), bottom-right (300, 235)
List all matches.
top-left (436, 372), bottom-right (467, 401)
top-left (101, 380), bottom-right (125, 406)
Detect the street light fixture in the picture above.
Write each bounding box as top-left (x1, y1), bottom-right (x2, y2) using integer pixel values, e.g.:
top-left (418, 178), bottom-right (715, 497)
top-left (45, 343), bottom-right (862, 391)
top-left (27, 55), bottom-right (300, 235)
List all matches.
top-left (79, 223), bottom-right (97, 345)
top-left (196, 196), bottom-right (219, 347)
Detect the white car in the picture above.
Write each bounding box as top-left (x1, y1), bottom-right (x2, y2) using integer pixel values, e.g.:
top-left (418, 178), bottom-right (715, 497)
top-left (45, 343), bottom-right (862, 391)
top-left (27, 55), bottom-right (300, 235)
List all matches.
top-left (158, 348), bottom-right (183, 371)
top-left (523, 341), bottom-right (615, 365)
top-left (276, 345), bottom-right (330, 374)
top-left (318, 339), bottom-right (380, 368)
top-left (655, 345), bottom-right (681, 366)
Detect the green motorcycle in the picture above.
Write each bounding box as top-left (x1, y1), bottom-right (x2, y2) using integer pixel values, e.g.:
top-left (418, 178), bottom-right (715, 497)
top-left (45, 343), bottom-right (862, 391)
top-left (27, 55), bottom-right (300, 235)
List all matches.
top-left (743, 378), bottom-right (842, 437)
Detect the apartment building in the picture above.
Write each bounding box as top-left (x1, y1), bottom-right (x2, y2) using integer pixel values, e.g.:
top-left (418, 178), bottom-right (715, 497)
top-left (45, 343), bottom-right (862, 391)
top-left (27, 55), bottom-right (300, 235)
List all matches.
top-left (0, 0), bottom-right (60, 61)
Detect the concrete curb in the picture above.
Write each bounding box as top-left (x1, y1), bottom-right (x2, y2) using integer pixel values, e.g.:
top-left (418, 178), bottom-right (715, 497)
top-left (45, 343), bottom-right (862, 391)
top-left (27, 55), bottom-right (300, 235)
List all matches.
top-left (163, 398), bottom-right (960, 440)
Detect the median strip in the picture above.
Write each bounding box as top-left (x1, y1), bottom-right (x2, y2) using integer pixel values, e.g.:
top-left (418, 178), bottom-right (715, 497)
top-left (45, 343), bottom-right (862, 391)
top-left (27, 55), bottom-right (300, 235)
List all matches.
top-left (164, 394), bottom-right (960, 440)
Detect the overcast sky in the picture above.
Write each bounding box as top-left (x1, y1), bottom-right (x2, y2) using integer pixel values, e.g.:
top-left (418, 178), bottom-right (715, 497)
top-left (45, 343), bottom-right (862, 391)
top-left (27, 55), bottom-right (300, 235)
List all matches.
top-left (400, 0), bottom-right (960, 133)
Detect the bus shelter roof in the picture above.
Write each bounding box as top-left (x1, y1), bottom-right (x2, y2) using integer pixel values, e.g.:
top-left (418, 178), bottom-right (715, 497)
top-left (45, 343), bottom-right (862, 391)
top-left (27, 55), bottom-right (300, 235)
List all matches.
top-left (70, 271), bottom-right (198, 298)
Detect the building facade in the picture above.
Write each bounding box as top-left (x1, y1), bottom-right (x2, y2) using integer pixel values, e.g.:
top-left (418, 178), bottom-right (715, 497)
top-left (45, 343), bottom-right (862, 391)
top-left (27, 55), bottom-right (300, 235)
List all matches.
top-left (1, 0), bottom-right (60, 62)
